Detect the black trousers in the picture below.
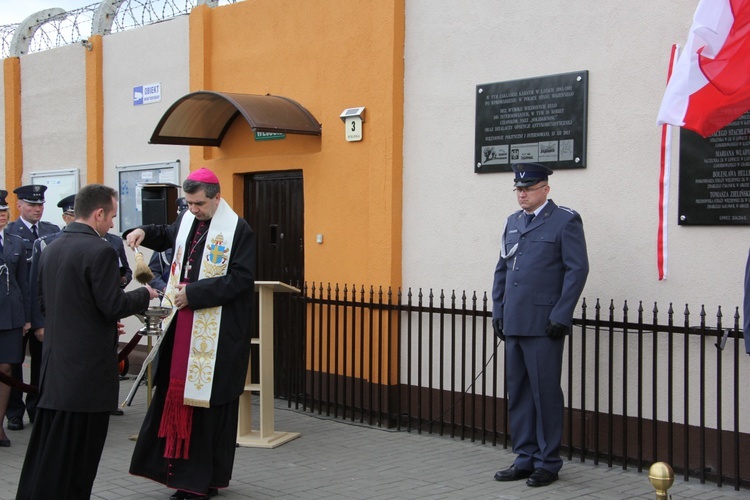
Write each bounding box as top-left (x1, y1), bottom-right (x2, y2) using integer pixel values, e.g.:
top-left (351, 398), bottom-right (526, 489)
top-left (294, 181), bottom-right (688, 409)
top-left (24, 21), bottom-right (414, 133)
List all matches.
top-left (7, 331), bottom-right (41, 421)
top-left (16, 408), bottom-right (110, 500)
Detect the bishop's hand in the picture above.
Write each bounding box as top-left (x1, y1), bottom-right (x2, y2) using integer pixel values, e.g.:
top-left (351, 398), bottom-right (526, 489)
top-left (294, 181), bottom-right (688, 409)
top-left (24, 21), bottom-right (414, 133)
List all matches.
top-left (173, 283), bottom-right (189, 309)
top-left (125, 228), bottom-right (145, 250)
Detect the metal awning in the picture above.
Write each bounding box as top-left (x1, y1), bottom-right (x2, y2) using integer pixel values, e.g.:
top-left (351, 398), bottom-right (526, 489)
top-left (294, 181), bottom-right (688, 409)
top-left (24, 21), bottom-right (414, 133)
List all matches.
top-left (149, 91), bottom-right (322, 146)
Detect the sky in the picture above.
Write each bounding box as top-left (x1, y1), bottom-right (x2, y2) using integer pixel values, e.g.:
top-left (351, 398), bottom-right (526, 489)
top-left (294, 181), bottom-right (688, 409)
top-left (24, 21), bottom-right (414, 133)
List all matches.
top-left (0, 0), bottom-right (97, 26)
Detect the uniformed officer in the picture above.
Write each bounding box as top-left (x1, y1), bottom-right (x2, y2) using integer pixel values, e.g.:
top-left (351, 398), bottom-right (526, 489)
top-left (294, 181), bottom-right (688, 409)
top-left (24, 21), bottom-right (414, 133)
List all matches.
top-left (491, 163), bottom-right (589, 487)
top-left (147, 197), bottom-right (189, 292)
top-left (5, 185), bottom-right (60, 430)
top-left (28, 194), bottom-right (75, 335)
top-left (57, 194), bottom-right (76, 225)
top-left (0, 189), bottom-right (30, 446)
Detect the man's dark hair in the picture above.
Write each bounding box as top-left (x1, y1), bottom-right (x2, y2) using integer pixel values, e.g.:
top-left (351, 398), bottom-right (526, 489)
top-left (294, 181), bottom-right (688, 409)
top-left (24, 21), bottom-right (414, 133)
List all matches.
top-left (183, 179), bottom-right (220, 199)
top-left (74, 184), bottom-right (118, 219)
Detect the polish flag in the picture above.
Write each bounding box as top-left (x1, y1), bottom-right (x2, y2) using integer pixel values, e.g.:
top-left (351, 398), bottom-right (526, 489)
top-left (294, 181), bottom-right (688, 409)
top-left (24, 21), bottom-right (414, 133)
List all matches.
top-left (656, 0), bottom-right (750, 138)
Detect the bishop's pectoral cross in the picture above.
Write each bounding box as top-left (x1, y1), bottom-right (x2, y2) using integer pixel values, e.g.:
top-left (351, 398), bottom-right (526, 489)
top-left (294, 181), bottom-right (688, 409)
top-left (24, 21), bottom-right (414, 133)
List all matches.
top-left (184, 261), bottom-right (193, 280)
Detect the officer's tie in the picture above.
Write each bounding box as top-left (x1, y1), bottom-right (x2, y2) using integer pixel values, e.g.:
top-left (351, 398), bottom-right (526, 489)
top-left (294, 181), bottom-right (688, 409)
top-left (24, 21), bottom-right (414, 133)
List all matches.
top-left (525, 212), bottom-right (534, 227)
top-left (31, 224), bottom-right (38, 239)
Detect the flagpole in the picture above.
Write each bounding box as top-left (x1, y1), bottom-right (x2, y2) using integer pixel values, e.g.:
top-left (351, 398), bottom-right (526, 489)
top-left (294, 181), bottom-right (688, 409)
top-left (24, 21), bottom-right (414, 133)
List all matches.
top-left (658, 44), bottom-right (679, 281)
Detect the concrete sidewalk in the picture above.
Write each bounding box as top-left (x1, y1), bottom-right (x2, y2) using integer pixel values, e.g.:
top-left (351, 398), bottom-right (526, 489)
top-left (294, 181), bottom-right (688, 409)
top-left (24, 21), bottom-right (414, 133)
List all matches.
top-left (0, 376), bottom-right (747, 500)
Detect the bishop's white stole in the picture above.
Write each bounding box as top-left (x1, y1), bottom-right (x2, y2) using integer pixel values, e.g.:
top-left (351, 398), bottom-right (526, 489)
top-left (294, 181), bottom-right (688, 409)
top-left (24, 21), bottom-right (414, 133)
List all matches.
top-left (162, 198), bottom-right (238, 407)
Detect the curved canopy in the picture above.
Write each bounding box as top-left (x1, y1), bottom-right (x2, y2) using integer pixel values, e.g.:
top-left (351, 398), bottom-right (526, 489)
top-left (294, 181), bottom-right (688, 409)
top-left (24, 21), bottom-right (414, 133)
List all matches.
top-left (150, 91), bottom-right (322, 146)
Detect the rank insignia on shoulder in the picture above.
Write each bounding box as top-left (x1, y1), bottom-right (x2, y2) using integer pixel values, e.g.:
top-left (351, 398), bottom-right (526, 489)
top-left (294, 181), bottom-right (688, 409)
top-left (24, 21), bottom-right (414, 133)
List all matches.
top-left (558, 206), bottom-right (576, 214)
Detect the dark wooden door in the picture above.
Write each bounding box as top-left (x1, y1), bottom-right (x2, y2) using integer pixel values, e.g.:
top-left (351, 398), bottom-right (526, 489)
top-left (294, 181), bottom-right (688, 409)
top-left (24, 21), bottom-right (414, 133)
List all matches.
top-left (245, 171), bottom-right (305, 399)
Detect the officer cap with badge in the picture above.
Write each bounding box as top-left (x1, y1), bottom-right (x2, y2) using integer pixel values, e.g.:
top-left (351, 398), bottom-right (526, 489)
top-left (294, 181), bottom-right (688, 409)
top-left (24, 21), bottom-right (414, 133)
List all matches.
top-left (57, 194), bottom-right (76, 215)
top-left (0, 189), bottom-right (8, 210)
top-left (511, 162), bottom-right (554, 187)
top-left (176, 197), bottom-right (189, 214)
top-left (14, 184), bottom-right (47, 204)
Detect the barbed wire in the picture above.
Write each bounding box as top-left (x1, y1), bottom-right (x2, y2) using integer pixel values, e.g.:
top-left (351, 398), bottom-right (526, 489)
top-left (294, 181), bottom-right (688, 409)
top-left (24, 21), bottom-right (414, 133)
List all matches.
top-left (1, 0), bottom-right (241, 59)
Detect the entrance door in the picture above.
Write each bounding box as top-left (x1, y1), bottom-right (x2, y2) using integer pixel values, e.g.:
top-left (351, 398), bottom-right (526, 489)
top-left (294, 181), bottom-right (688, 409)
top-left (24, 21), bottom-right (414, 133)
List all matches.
top-left (245, 171), bottom-right (305, 399)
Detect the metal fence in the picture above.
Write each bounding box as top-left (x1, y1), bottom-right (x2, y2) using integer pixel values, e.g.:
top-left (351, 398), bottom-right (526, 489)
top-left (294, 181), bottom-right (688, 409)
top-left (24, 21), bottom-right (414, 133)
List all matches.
top-left (275, 283), bottom-right (749, 491)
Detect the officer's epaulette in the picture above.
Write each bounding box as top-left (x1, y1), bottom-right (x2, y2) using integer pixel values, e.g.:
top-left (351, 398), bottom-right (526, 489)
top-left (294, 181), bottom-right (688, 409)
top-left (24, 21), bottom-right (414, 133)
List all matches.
top-left (39, 221), bottom-right (58, 228)
top-left (558, 206), bottom-right (577, 215)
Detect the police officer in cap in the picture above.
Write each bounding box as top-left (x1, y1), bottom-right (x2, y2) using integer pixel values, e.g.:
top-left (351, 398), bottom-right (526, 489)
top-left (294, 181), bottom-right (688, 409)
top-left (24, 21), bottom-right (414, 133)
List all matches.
top-left (28, 194), bottom-right (76, 339)
top-left (491, 162), bottom-right (588, 487)
top-left (57, 194), bottom-right (76, 226)
top-left (5, 185), bottom-right (60, 430)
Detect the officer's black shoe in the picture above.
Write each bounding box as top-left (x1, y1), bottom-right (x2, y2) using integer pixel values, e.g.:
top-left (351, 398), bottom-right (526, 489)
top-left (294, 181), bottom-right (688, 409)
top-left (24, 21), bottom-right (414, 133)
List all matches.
top-left (494, 465), bottom-right (533, 481)
top-left (526, 468), bottom-right (558, 487)
top-left (7, 417), bottom-right (23, 431)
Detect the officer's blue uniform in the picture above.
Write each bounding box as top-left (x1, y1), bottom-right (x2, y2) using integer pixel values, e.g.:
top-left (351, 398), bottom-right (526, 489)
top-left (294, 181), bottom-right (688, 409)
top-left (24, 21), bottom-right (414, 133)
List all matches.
top-left (1, 188), bottom-right (30, 368)
top-left (5, 185), bottom-right (60, 426)
top-left (29, 194), bottom-right (74, 329)
top-left (492, 164), bottom-right (589, 479)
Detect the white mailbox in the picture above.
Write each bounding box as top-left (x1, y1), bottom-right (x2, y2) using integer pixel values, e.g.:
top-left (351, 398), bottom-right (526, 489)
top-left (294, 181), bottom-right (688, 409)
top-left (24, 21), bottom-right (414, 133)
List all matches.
top-left (340, 107), bottom-right (365, 142)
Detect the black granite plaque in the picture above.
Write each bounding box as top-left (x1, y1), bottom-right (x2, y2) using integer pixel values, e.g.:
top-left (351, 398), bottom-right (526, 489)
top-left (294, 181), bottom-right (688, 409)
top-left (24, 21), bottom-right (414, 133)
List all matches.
top-left (474, 71), bottom-right (588, 174)
top-left (678, 111), bottom-right (750, 225)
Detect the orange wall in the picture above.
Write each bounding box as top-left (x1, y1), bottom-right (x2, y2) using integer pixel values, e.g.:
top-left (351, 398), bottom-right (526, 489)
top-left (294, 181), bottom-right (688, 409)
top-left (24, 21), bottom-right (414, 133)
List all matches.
top-left (85, 35), bottom-right (104, 185)
top-left (188, 0), bottom-right (405, 289)
top-left (4, 57), bottom-right (22, 192)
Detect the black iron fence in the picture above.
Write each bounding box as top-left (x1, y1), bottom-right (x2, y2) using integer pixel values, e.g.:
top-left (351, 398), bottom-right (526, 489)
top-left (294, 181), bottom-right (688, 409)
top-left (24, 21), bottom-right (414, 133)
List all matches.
top-left (273, 283), bottom-right (749, 491)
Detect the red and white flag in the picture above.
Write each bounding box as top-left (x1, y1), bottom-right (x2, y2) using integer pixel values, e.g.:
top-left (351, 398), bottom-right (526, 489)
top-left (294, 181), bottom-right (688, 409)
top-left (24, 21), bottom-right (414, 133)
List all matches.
top-left (657, 0), bottom-right (750, 137)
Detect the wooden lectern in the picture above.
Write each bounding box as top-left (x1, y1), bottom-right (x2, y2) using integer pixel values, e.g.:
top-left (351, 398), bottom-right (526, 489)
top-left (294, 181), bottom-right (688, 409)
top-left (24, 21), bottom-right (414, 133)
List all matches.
top-left (237, 281), bottom-right (301, 448)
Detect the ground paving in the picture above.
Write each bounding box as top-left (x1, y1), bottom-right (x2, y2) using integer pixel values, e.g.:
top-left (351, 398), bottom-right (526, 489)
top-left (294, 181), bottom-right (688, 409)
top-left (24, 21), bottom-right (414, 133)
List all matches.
top-left (0, 375), bottom-right (747, 499)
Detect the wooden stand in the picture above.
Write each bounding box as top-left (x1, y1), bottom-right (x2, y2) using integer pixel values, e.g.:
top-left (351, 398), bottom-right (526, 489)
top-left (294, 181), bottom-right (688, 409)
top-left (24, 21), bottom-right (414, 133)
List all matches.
top-left (236, 281), bottom-right (301, 448)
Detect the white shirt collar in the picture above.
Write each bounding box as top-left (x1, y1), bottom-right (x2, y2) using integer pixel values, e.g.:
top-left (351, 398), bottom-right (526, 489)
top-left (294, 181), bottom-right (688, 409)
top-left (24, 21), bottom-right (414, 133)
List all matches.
top-left (526, 200), bottom-right (550, 217)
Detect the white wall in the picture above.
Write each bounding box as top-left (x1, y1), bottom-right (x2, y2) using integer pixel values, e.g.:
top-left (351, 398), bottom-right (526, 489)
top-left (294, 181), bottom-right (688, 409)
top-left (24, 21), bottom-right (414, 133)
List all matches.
top-left (102, 16), bottom-right (190, 193)
top-left (403, 0), bottom-right (746, 313)
top-left (20, 43), bottom-right (86, 186)
top-left (101, 17), bottom-right (190, 336)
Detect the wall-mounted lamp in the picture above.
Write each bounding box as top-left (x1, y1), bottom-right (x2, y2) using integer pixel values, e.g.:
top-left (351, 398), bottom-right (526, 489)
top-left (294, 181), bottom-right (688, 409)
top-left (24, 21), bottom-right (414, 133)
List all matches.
top-left (340, 107), bottom-right (365, 142)
top-left (81, 39), bottom-right (93, 51)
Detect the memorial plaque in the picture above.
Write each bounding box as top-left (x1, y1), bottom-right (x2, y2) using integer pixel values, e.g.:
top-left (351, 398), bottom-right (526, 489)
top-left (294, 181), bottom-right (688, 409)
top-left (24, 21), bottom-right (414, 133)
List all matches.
top-left (678, 111), bottom-right (750, 225)
top-left (475, 71), bottom-right (588, 173)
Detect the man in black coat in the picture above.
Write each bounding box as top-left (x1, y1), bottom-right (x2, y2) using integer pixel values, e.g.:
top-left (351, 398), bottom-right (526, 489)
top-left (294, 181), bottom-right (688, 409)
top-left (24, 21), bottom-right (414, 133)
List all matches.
top-left (16, 184), bottom-right (158, 500)
top-left (126, 169), bottom-right (255, 500)
top-left (5, 185), bottom-right (59, 430)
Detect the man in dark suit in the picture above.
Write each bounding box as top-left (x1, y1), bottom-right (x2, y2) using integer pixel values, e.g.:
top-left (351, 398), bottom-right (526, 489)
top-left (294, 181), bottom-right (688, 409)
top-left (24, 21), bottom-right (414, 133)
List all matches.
top-left (5, 185), bottom-right (60, 430)
top-left (0, 189), bottom-right (30, 448)
top-left (103, 232), bottom-right (133, 289)
top-left (16, 184), bottom-right (157, 500)
top-left (30, 193), bottom-right (133, 416)
top-left (491, 163), bottom-right (589, 487)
